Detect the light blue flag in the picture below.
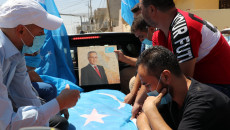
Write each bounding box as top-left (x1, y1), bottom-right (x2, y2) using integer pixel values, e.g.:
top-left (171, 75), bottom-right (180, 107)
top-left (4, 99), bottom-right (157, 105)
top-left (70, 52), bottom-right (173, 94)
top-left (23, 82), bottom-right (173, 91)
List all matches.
top-left (40, 75), bottom-right (83, 95)
top-left (35, 0), bottom-right (77, 84)
top-left (105, 47), bottom-right (115, 53)
top-left (68, 89), bottom-right (137, 130)
top-left (121, 0), bottom-right (139, 25)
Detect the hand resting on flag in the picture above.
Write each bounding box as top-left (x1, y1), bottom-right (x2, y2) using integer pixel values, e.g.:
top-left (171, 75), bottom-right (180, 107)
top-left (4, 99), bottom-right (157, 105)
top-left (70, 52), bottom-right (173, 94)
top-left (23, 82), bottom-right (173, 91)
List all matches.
top-left (56, 84), bottom-right (80, 110)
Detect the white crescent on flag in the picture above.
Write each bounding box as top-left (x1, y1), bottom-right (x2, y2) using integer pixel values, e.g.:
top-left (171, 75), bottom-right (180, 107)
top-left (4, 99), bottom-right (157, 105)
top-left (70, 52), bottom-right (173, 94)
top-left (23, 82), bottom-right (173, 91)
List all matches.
top-left (98, 93), bottom-right (126, 109)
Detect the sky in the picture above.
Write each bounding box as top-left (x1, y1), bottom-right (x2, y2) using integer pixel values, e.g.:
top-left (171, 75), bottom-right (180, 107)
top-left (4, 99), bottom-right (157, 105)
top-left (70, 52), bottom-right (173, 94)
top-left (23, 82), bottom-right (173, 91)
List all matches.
top-left (0, 0), bottom-right (107, 34)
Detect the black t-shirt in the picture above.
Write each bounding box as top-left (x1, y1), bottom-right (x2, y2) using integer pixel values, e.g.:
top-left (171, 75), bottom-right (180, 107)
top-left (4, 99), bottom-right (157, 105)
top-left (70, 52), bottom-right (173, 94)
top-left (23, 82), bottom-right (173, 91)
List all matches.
top-left (160, 78), bottom-right (230, 130)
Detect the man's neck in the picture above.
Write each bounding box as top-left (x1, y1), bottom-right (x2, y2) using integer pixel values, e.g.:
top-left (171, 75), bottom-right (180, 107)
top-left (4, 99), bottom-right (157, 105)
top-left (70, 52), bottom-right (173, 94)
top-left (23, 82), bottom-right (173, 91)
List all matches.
top-left (158, 7), bottom-right (177, 38)
top-left (171, 75), bottom-right (191, 108)
top-left (1, 28), bottom-right (22, 50)
top-left (90, 64), bottom-right (97, 67)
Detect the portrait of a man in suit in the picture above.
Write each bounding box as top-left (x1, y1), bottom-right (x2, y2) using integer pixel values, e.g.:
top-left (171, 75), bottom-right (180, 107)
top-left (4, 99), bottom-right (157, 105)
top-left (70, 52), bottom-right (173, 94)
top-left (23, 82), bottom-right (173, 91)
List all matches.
top-left (81, 51), bottom-right (108, 86)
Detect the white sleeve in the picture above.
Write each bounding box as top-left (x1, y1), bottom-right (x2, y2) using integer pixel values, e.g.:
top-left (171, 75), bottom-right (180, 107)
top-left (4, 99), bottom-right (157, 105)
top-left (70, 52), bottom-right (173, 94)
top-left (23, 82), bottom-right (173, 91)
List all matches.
top-left (0, 64), bottom-right (60, 130)
top-left (0, 65), bottom-right (15, 130)
top-left (8, 56), bottom-right (41, 107)
top-left (7, 99), bottom-right (60, 130)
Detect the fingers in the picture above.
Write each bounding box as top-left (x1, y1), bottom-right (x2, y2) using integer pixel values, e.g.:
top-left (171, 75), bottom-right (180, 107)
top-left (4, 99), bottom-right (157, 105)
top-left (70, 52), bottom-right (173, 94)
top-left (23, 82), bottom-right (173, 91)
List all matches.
top-left (123, 94), bottom-right (130, 103)
top-left (61, 109), bottom-right (69, 119)
top-left (131, 104), bottom-right (142, 119)
top-left (65, 110), bottom-right (69, 120)
top-left (57, 87), bottom-right (81, 110)
top-left (65, 84), bottom-right (70, 89)
top-left (158, 88), bottom-right (167, 98)
top-left (114, 50), bottom-right (123, 55)
top-left (65, 113), bottom-right (69, 120)
top-left (131, 108), bottom-right (137, 119)
top-left (131, 113), bottom-right (136, 119)
top-left (131, 109), bottom-right (141, 119)
top-left (75, 90), bottom-right (81, 99)
top-left (114, 50), bottom-right (120, 53)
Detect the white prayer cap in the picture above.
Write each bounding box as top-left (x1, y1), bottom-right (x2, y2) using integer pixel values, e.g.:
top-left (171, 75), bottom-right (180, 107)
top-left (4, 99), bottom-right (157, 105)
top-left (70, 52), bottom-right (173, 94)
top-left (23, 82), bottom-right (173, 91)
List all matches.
top-left (0, 0), bottom-right (63, 30)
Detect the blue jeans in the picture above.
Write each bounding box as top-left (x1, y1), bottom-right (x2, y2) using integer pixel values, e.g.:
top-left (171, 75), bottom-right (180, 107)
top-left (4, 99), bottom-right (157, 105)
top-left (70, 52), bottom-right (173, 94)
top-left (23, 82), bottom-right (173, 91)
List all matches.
top-left (32, 82), bottom-right (57, 102)
top-left (207, 83), bottom-right (230, 98)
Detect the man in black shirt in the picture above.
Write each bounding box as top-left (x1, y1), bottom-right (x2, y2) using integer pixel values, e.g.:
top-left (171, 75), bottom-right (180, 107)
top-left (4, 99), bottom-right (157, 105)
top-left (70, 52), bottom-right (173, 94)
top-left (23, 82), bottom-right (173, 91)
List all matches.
top-left (136, 46), bottom-right (230, 130)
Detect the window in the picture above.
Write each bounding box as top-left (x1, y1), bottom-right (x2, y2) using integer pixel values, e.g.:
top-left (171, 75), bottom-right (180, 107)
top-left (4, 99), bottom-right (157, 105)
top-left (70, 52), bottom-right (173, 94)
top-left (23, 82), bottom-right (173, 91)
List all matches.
top-left (219, 0), bottom-right (230, 9)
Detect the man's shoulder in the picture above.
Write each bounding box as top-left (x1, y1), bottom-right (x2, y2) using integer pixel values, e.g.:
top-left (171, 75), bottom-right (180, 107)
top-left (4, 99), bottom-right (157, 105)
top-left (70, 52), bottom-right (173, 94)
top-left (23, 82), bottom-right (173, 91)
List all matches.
top-left (97, 65), bottom-right (104, 69)
top-left (189, 78), bottom-right (212, 92)
top-left (188, 78), bottom-right (230, 100)
top-left (0, 30), bottom-right (21, 59)
top-left (81, 64), bottom-right (90, 70)
top-left (97, 65), bottom-right (103, 67)
top-left (173, 9), bottom-right (203, 28)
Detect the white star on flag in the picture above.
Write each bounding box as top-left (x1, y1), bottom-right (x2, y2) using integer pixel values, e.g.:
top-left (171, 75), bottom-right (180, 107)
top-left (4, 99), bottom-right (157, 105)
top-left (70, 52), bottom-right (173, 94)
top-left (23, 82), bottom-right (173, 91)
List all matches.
top-left (99, 93), bottom-right (126, 109)
top-left (80, 108), bottom-right (109, 126)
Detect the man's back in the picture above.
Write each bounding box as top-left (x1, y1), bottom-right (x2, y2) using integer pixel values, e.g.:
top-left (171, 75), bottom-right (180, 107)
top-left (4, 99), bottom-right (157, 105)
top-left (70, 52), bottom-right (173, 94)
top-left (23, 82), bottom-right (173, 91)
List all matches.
top-left (152, 9), bottom-right (230, 85)
top-left (170, 78), bottom-right (230, 129)
top-left (0, 29), bottom-right (41, 107)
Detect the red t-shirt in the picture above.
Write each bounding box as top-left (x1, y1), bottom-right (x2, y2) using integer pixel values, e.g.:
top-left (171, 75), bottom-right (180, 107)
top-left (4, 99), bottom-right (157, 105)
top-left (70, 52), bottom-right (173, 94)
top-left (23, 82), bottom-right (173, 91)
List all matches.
top-left (152, 9), bottom-right (230, 84)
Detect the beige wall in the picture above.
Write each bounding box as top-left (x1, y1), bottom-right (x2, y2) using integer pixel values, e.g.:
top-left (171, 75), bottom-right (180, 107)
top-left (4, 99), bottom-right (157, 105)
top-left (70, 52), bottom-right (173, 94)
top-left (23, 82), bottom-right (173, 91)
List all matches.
top-left (113, 9), bottom-right (131, 32)
top-left (175, 0), bottom-right (195, 10)
top-left (175, 0), bottom-right (219, 10)
top-left (188, 9), bottom-right (230, 30)
top-left (194, 0), bottom-right (219, 9)
top-left (175, 0), bottom-right (229, 31)
top-left (109, 0), bottom-right (121, 26)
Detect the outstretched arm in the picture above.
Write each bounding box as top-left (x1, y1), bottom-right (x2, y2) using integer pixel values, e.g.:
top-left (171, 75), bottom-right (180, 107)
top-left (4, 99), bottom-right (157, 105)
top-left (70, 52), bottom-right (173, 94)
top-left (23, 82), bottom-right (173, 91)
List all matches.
top-left (137, 112), bottom-right (152, 130)
top-left (114, 50), bottom-right (137, 66)
top-left (131, 85), bottom-right (148, 119)
top-left (124, 74), bottom-right (142, 104)
top-left (179, 58), bottom-right (196, 78)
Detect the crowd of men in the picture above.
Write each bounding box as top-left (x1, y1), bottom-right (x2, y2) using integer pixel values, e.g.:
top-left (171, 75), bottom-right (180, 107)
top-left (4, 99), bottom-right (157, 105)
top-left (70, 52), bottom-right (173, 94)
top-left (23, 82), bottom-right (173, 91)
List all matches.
top-left (125, 0), bottom-right (230, 129)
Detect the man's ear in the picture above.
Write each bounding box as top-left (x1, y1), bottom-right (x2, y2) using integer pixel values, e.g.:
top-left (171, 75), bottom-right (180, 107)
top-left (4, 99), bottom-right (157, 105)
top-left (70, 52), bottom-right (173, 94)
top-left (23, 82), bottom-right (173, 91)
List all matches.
top-left (149, 5), bottom-right (157, 15)
top-left (15, 25), bottom-right (24, 37)
top-left (161, 70), bottom-right (171, 85)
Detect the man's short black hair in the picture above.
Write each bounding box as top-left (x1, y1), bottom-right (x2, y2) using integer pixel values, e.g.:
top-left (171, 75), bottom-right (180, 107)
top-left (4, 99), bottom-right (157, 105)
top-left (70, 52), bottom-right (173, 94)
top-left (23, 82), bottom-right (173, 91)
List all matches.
top-left (136, 46), bottom-right (182, 79)
top-left (131, 3), bottom-right (140, 13)
top-left (131, 14), bottom-right (148, 33)
top-left (142, 0), bottom-right (175, 12)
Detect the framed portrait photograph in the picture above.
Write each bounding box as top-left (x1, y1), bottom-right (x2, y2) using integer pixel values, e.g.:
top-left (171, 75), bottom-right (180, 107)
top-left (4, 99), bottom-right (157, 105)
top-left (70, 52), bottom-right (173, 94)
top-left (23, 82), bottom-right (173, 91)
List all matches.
top-left (77, 45), bottom-right (120, 86)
